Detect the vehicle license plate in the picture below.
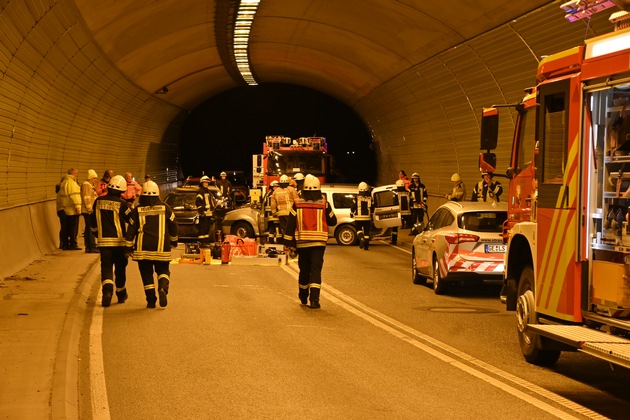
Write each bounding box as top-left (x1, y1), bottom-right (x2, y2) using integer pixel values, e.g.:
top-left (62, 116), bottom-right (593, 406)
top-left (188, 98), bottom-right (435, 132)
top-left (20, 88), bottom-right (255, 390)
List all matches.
top-left (485, 244), bottom-right (506, 253)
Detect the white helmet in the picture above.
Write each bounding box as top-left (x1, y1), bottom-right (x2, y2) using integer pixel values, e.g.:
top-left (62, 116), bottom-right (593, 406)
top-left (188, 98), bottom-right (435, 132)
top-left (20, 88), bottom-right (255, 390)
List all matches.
top-left (395, 179), bottom-right (405, 188)
top-left (270, 180), bottom-right (279, 187)
top-left (220, 171), bottom-right (227, 177)
top-left (294, 172), bottom-right (305, 181)
top-left (200, 175), bottom-right (211, 183)
top-left (142, 180), bottom-right (160, 196)
top-left (108, 175), bottom-right (127, 192)
top-left (279, 174), bottom-right (290, 185)
top-left (358, 182), bottom-right (369, 192)
top-left (303, 174), bottom-right (320, 191)
top-left (451, 173), bottom-right (461, 182)
top-left (411, 172), bottom-right (420, 179)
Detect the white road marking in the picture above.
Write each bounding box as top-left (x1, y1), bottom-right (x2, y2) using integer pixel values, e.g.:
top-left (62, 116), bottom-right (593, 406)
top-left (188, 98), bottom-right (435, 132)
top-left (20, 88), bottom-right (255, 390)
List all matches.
top-left (89, 290), bottom-right (111, 420)
top-left (281, 264), bottom-right (608, 420)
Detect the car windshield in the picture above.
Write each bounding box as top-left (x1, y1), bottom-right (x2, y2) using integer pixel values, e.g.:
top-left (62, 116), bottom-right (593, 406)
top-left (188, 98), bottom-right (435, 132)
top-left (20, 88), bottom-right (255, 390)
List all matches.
top-left (267, 150), bottom-right (326, 176)
top-left (459, 211), bottom-right (506, 232)
top-left (164, 192), bottom-right (197, 210)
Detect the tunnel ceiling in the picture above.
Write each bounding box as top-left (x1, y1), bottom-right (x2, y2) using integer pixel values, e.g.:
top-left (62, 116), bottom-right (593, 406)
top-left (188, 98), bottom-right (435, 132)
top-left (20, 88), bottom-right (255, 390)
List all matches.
top-left (75, 0), bottom-right (562, 110)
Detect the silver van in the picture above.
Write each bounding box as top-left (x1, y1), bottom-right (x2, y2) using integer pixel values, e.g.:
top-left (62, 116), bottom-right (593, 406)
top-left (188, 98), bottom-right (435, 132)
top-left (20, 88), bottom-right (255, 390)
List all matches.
top-left (321, 183), bottom-right (358, 245)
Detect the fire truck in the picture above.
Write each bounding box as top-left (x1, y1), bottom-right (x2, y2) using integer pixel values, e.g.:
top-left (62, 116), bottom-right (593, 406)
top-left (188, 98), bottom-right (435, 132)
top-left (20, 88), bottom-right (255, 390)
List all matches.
top-left (480, 8), bottom-right (630, 368)
top-left (252, 135), bottom-right (331, 188)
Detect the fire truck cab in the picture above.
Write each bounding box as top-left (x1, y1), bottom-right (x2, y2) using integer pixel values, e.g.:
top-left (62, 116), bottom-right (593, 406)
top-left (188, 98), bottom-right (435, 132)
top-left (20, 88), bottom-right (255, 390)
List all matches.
top-left (482, 12), bottom-right (630, 368)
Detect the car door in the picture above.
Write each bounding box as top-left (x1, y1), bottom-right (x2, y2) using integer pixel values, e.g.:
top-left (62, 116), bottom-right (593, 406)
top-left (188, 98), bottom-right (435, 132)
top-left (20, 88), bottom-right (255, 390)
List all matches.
top-left (416, 208), bottom-right (449, 275)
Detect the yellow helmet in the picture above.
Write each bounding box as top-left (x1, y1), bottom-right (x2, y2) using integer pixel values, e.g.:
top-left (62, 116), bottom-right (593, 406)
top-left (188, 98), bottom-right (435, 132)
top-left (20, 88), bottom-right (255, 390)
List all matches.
top-left (451, 173), bottom-right (461, 182)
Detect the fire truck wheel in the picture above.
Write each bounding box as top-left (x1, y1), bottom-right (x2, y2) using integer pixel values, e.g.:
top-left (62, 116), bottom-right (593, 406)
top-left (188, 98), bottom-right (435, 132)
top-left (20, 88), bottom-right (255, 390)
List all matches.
top-left (516, 266), bottom-right (560, 366)
top-left (412, 248), bottom-right (427, 285)
top-left (231, 221), bottom-right (254, 239)
top-left (432, 256), bottom-right (447, 295)
top-left (335, 224), bottom-right (357, 246)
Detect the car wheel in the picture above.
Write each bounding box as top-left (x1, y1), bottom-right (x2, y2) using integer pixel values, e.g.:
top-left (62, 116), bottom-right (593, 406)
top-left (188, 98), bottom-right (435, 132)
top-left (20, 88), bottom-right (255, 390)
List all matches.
top-left (231, 221), bottom-right (255, 239)
top-left (516, 266), bottom-right (560, 366)
top-left (412, 248), bottom-right (426, 285)
top-left (432, 256), bottom-right (447, 295)
top-left (335, 224), bottom-right (357, 246)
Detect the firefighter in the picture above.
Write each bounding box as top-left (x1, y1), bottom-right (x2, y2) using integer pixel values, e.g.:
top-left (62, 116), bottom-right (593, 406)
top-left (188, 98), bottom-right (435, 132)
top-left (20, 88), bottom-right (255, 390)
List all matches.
top-left (446, 172), bottom-right (466, 202)
top-left (195, 176), bottom-right (215, 247)
top-left (293, 172), bottom-right (305, 197)
top-left (395, 179), bottom-right (411, 229)
top-left (216, 171), bottom-right (233, 204)
top-left (471, 172), bottom-right (502, 203)
top-left (125, 181), bottom-right (179, 308)
top-left (271, 174), bottom-right (296, 238)
top-left (283, 174), bottom-right (337, 309)
top-left (263, 180), bottom-right (279, 243)
top-left (351, 182), bottom-right (373, 250)
top-left (408, 172), bottom-right (427, 234)
top-left (90, 175), bottom-right (132, 307)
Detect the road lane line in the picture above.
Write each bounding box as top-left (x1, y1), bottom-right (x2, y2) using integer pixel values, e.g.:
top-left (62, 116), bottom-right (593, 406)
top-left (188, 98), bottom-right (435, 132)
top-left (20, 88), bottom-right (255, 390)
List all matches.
top-left (89, 291), bottom-right (111, 420)
top-left (281, 264), bottom-right (607, 420)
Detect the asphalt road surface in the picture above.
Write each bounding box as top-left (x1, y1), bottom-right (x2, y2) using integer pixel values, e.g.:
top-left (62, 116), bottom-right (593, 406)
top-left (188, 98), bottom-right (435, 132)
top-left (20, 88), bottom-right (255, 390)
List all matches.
top-left (79, 240), bottom-right (630, 419)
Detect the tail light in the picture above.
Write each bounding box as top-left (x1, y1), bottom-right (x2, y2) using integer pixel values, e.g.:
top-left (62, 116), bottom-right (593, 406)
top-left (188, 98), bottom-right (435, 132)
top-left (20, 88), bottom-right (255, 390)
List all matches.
top-left (444, 233), bottom-right (479, 244)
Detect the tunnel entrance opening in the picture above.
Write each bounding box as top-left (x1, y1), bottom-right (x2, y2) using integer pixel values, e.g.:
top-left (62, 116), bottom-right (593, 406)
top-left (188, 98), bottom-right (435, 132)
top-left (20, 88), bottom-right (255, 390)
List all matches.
top-left (179, 83), bottom-right (375, 185)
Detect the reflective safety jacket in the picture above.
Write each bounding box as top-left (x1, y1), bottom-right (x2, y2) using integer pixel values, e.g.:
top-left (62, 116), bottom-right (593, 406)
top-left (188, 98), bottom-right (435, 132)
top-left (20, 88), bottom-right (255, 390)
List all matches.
top-left (283, 198), bottom-right (337, 248)
top-left (196, 186), bottom-right (214, 217)
top-left (409, 182), bottom-right (427, 209)
top-left (125, 199), bottom-right (179, 262)
top-left (471, 180), bottom-right (502, 203)
top-left (271, 187), bottom-right (293, 217)
top-left (397, 188), bottom-right (411, 216)
top-left (351, 194), bottom-right (373, 221)
top-left (90, 194), bottom-right (131, 247)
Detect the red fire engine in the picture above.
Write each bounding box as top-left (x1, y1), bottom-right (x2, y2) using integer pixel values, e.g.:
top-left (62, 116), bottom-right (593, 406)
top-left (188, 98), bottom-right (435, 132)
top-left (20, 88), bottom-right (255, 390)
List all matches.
top-left (481, 8), bottom-right (630, 367)
top-left (252, 135), bottom-right (331, 188)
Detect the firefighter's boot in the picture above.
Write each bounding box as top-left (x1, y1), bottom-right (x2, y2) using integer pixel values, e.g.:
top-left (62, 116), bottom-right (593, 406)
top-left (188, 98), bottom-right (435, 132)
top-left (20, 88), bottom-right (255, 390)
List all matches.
top-left (116, 288), bottom-right (128, 304)
top-left (101, 283), bottom-right (114, 307)
top-left (158, 277), bottom-right (169, 307)
top-left (364, 238), bottom-right (370, 250)
top-left (358, 231), bottom-right (364, 249)
top-left (146, 290), bottom-right (157, 309)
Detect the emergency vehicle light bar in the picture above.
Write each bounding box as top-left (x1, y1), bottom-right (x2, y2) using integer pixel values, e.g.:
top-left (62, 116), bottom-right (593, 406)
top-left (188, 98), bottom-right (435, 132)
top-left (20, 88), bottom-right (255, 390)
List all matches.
top-left (561, 0), bottom-right (616, 22)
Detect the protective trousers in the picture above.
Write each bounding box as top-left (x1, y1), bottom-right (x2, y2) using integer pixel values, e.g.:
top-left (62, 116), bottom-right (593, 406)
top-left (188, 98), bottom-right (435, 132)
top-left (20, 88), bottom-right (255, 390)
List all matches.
top-left (138, 260), bottom-right (170, 305)
top-left (356, 220), bottom-right (371, 250)
top-left (197, 216), bottom-right (212, 246)
top-left (100, 247), bottom-right (128, 297)
top-left (297, 246), bottom-right (325, 303)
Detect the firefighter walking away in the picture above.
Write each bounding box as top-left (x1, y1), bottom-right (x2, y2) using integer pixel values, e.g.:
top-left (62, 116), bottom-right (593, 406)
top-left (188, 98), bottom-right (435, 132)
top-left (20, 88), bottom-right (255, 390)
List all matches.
top-left (283, 174), bottom-right (337, 309)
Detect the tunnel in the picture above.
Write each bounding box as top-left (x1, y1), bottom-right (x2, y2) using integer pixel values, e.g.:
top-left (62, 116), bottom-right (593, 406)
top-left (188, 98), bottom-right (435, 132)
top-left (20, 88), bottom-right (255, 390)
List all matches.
top-left (1, 0), bottom-right (627, 277)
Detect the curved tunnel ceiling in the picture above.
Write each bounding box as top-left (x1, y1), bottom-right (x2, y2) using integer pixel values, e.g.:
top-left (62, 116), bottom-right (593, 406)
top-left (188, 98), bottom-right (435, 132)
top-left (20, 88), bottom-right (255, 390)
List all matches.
top-left (2, 0), bottom-right (630, 212)
top-left (75, 0), bottom-right (557, 109)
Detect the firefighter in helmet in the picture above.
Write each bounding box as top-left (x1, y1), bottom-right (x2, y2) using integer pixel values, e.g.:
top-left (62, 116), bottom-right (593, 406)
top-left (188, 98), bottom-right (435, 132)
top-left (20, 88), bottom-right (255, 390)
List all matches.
top-left (446, 172), bottom-right (466, 201)
top-left (271, 174), bottom-right (297, 238)
top-left (293, 172), bottom-right (305, 197)
top-left (351, 182), bottom-right (373, 250)
top-left (195, 176), bottom-right (215, 246)
top-left (125, 181), bottom-right (179, 308)
top-left (90, 175), bottom-right (132, 307)
top-left (283, 174), bottom-right (337, 308)
top-left (264, 180), bottom-right (279, 243)
top-left (471, 172), bottom-right (502, 203)
top-left (395, 179), bottom-right (411, 228)
top-left (216, 171), bottom-right (233, 205)
top-left (408, 172), bottom-right (428, 234)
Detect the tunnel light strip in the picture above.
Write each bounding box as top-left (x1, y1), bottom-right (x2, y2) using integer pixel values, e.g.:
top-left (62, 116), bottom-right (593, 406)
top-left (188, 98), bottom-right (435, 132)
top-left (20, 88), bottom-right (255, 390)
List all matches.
top-left (234, 0), bottom-right (260, 85)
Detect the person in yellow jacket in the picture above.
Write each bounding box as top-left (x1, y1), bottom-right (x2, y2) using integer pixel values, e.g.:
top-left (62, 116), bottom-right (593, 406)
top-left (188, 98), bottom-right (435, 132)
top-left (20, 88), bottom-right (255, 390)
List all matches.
top-left (271, 174), bottom-right (298, 239)
top-left (57, 168), bottom-right (82, 250)
top-left (283, 175), bottom-right (337, 309)
top-left (81, 169), bottom-right (99, 253)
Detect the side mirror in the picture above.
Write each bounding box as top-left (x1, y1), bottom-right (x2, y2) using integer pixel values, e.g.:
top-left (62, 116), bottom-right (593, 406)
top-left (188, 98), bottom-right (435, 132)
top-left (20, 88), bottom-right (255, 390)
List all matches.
top-left (480, 107), bottom-right (499, 150)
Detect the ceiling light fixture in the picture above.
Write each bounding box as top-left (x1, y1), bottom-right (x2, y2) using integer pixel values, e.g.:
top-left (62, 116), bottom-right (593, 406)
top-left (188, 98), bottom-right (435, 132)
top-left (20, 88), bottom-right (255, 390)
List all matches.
top-left (234, 0), bottom-right (261, 85)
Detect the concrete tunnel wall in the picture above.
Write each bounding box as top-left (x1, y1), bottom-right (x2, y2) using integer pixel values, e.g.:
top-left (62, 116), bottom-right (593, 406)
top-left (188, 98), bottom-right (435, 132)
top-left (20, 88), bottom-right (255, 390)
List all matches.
top-left (0, 0), bottom-right (619, 279)
top-left (0, 0), bottom-right (184, 279)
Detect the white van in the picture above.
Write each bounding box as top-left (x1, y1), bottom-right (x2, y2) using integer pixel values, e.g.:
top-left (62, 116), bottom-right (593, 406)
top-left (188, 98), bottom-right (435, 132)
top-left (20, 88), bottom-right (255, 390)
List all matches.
top-left (321, 184), bottom-right (358, 245)
top-left (371, 184), bottom-right (402, 229)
